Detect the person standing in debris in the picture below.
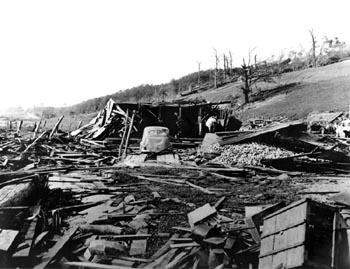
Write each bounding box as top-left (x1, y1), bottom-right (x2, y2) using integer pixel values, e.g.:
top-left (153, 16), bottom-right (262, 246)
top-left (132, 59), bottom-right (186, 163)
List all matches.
top-left (206, 115), bottom-right (218, 133)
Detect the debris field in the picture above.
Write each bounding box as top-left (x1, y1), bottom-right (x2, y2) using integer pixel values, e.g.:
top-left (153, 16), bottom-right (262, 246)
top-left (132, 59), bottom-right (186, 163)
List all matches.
top-left (0, 103), bottom-right (350, 269)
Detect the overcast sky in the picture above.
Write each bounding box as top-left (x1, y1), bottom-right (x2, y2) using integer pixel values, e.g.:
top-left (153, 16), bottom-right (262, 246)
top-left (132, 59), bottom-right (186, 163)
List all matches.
top-left (0, 0), bottom-right (349, 109)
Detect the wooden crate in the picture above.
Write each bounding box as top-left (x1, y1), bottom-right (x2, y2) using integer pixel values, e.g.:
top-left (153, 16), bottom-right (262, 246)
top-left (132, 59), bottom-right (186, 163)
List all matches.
top-left (259, 198), bottom-right (345, 269)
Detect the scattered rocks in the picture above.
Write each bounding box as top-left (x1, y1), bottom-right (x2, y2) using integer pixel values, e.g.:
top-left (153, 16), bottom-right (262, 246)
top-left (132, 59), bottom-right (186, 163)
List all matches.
top-left (208, 142), bottom-right (295, 167)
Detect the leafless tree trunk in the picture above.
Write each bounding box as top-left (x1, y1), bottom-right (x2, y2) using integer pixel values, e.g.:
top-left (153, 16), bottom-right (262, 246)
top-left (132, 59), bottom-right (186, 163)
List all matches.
top-left (229, 51), bottom-right (233, 76)
top-left (242, 58), bottom-right (251, 103)
top-left (213, 48), bottom-right (219, 88)
top-left (197, 61), bottom-right (201, 84)
top-left (309, 29), bottom-right (317, 68)
top-left (223, 54), bottom-right (227, 82)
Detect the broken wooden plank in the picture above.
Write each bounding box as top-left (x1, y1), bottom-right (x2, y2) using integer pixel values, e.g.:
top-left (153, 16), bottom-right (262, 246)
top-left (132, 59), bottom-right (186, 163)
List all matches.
top-left (129, 228), bottom-right (148, 256)
top-left (122, 110), bottom-right (136, 158)
top-left (188, 203), bottom-right (217, 228)
top-left (64, 261), bottom-right (134, 269)
top-left (150, 234), bottom-right (179, 261)
top-left (214, 196), bottom-right (226, 209)
top-left (185, 181), bottom-right (214, 194)
top-left (49, 115), bottom-right (64, 139)
top-left (12, 207), bottom-right (40, 257)
top-left (99, 234), bottom-right (151, 240)
top-left (170, 242), bottom-right (200, 248)
top-left (0, 229), bottom-right (19, 252)
top-left (22, 131), bottom-right (47, 154)
top-left (33, 227), bottom-right (78, 269)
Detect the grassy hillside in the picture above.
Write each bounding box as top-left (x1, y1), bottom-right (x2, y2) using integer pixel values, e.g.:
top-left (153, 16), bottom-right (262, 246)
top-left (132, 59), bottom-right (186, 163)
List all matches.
top-left (182, 59), bottom-right (350, 120)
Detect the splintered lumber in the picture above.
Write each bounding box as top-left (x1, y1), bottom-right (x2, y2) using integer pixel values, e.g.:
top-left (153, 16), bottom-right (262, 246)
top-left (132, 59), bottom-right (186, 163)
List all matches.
top-left (64, 262), bottom-right (134, 269)
top-left (33, 112), bottom-right (43, 139)
top-left (129, 228), bottom-right (148, 256)
top-left (79, 225), bottom-right (123, 235)
top-left (22, 131), bottom-right (47, 154)
top-left (185, 181), bottom-right (214, 194)
top-left (49, 115), bottom-right (64, 139)
top-left (77, 120), bottom-right (83, 129)
top-left (170, 242), bottom-right (200, 248)
top-left (99, 234), bottom-right (151, 240)
top-left (165, 250), bottom-right (190, 269)
top-left (188, 203), bottom-right (217, 229)
top-left (136, 175), bottom-right (184, 186)
top-left (16, 120), bottom-right (23, 134)
top-left (150, 234), bottom-right (179, 261)
top-left (0, 229), bottom-right (19, 251)
top-left (49, 201), bottom-right (105, 213)
top-left (0, 174), bottom-right (37, 188)
top-left (34, 227), bottom-right (78, 269)
top-left (118, 110), bottom-right (129, 158)
top-left (123, 110), bottom-right (136, 158)
top-left (13, 206), bottom-right (40, 257)
top-left (209, 172), bottom-right (244, 182)
top-left (214, 196), bottom-right (226, 209)
top-left (111, 259), bottom-right (135, 267)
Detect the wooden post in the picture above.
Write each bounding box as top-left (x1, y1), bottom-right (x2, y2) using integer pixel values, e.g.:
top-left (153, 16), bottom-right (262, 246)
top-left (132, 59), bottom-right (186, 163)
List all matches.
top-left (77, 120), bottom-right (82, 129)
top-left (33, 112), bottom-right (43, 139)
top-left (122, 110), bottom-right (136, 158)
top-left (118, 110), bottom-right (129, 158)
top-left (16, 120), bottom-right (23, 134)
top-left (49, 115), bottom-right (64, 139)
top-left (9, 121), bottom-right (12, 130)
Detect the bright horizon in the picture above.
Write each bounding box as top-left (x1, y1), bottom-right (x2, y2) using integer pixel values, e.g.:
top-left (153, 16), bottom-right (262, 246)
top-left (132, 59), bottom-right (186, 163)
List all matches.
top-left (0, 0), bottom-right (349, 109)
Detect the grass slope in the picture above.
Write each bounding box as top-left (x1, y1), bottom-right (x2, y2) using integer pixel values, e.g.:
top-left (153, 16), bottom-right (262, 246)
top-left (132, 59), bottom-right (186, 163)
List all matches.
top-left (186, 59), bottom-right (350, 120)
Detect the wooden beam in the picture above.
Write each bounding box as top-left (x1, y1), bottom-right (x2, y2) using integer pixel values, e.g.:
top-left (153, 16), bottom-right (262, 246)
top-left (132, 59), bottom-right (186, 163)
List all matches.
top-left (64, 261), bottom-right (134, 269)
top-left (123, 110), bottom-right (136, 158)
top-left (49, 115), bottom-right (64, 139)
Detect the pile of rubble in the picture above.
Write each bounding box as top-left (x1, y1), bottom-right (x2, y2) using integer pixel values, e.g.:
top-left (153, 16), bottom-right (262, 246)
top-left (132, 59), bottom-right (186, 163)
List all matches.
top-left (208, 143), bottom-right (295, 167)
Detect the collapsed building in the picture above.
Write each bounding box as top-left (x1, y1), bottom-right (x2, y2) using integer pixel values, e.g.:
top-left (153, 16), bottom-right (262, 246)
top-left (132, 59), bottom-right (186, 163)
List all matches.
top-left (71, 99), bottom-right (242, 140)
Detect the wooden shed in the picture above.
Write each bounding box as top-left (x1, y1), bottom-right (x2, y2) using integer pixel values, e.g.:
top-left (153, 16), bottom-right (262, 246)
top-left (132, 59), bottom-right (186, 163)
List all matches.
top-left (259, 198), bottom-right (349, 269)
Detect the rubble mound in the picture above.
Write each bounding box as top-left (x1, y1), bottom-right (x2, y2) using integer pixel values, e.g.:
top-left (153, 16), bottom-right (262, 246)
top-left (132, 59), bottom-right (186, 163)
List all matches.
top-left (209, 142), bottom-right (295, 166)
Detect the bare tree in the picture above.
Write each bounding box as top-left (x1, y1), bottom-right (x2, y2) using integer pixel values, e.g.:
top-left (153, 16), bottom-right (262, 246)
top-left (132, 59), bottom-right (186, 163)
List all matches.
top-left (223, 54), bottom-right (227, 81)
top-left (213, 48), bottom-right (219, 88)
top-left (309, 29), bottom-right (317, 67)
top-left (229, 51), bottom-right (233, 75)
top-left (197, 61), bottom-right (201, 84)
top-left (240, 49), bottom-right (278, 103)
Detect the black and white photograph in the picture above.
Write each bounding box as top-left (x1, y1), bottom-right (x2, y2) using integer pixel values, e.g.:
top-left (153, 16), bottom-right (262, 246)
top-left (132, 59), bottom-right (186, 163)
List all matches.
top-left (0, 0), bottom-right (350, 268)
